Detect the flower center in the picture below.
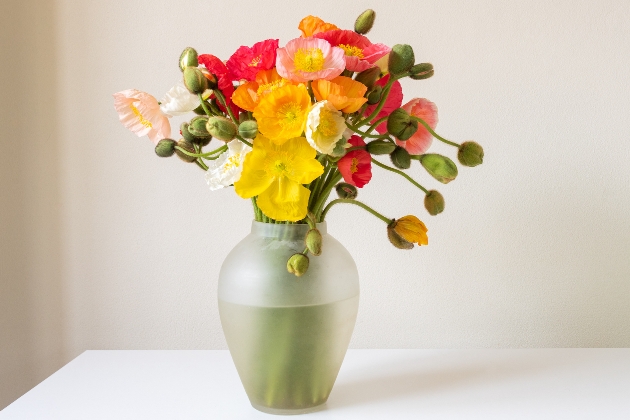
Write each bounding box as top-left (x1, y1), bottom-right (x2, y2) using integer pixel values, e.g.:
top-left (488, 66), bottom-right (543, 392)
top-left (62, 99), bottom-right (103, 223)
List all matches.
top-left (318, 107), bottom-right (339, 137)
top-left (257, 78), bottom-right (289, 97)
top-left (293, 48), bottom-right (325, 72)
top-left (130, 104), bottom-right (153, 128)
top-left (222, 154), bottom-right (241, 173)
top-left (350, 157), bottom-right (359, 174)
top-left (338, 44), bottom-right (364, 58)
top-left (276, 102), bottom-right (303, 128)
top-left (273, 159), bottom-right (287, 175)
top-left (248, 55), bottom-right (262, 67)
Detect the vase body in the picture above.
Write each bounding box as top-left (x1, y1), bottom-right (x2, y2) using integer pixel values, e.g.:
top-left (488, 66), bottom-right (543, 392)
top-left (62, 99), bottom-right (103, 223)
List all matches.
top-left (218, 221), bottom-right (359, 415)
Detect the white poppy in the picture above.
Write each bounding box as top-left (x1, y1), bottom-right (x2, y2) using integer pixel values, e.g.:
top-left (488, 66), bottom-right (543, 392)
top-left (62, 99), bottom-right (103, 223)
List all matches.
top-left (160, 80), bottom-right (200, 117)
top-left (205, 140), bottom-right (252, 191)
top-left (305, 100), bottom-right (347, 155)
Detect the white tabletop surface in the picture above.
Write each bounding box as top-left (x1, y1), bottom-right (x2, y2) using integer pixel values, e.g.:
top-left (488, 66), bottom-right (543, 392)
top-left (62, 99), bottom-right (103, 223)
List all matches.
top-left (2, 349), bottom-right (629, 419)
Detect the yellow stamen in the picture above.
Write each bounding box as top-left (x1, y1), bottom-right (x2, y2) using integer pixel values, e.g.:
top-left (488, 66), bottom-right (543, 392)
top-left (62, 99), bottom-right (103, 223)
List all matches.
top-left (130, 104), bottom-right (153, 129)
top-left (338, 44), bottom-right (364, 58)
top-left (257, 78), bottom-right (289, 97)
top-left (276, 102), bottom-right (303, 129)
top-left (350, 157), bottom-right (359, 174)
top-left (294, 48), bottom-right (325, 72)
top-left (317, 107), bottom-right (339, 137)
top-left (222, 154), bottom-right (242, 173)
top-left (248, 55), bottom-right (262, 67)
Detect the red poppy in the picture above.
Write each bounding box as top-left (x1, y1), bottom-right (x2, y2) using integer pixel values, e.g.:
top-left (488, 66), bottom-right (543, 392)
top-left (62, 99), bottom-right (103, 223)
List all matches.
top-left (337, 136), bottom-right (372, 188)
top-left (364, 74), bottom-right (403, 133)
top-left (314, 29), bottom-right (390, 72)
top-left (226, 39), bottom-right (279, 81)
top-left (198, 54), bottom-right (241, 116)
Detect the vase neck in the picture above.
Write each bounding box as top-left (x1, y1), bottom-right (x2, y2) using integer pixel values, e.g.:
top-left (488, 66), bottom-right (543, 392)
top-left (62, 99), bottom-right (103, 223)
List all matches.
top-left (250, 221), bottom-right (327, 239)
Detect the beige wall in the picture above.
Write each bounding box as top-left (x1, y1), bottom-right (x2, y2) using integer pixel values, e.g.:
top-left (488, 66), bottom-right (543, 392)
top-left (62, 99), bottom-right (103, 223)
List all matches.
top-left (2, 0), bottom-right (630, 410)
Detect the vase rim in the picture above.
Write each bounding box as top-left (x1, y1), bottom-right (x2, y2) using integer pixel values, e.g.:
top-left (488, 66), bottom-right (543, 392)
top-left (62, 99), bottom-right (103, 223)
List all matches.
top-left (251, 220), bottom-right (327, 238)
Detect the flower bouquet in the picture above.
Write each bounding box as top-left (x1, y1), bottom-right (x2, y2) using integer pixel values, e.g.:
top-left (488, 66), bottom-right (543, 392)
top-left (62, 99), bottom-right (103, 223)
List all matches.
top-left (114, 9), bottom-right (483, 414)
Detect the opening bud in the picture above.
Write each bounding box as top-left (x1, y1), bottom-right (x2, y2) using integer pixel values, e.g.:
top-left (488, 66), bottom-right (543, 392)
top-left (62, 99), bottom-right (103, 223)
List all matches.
top-left (354, 9), bottom-right (376, 34)
top-left (409, 63), bottom-right (434, 80)
top-left (354, 67), bottom-right (381, 90)
top-left (366, 139), bottom-right (396, 155)
top-left (206, 116), bottom-right (237, 142)
top-left (287, 253), bottom-right (310, 277)
top-left (388, 44), bottom-right (415, 75)
top-left (367, 85), bottom-right (382, 105)
top-left (388, 215), bottom-right (428, 247)
top-left (188, 116), bottom-right (210, 137)
top-left (174, 140), bottom-right (197, 163)
top-left (457, 141), bottom-right (484, 167)
top-left (305, 229), bottom-right (323, 256)
top-left (390, 146), bottom-right (411, 169)
top-left (424, 190), bottom-right (445, 215)
top-left (179, 47), bottom-right (198, 71)
top-left (387, 108), bottom-right (418, 140)
top-left (387, 223), bottom-right (414, 250)
top-left (419, 154), bottom-right (458, 184)
top-left (183, 67), bottom-right (207, 94)
top-left (238, 120), bottom-right (258, 139)
top-left (155, 138), bottom-right (177, 157)
top-left (335, 182), bottom-right (358, 199)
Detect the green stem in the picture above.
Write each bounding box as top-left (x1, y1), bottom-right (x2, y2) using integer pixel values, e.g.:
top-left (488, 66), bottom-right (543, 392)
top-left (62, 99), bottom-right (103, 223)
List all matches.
top-left (214, 89), bottom-right (238, 123)
top-left (371, 158), bottom-right (428, 193)
top-left (350, 81), bottom-right (394, 129)
top-left (411, 116), bottom-right (461, 147)
top-left (313, 171), bottom-right (342, 220)
top-left (174, 144), bottom-right (227, 158)
top-left (197, 93), bottom-right (214, 117)
top-left (235, 134), bottom-right (253, 148)
top-left (194, 160), bottom-right (207, 171)
top-left (251, 197), bottom-right (262, 222)
top-left (320, 199), bottom-right (391, 223)
top-left (346, 123), bottom-right (391, 139)
top-left (365, 115), bottom-right (388, 135)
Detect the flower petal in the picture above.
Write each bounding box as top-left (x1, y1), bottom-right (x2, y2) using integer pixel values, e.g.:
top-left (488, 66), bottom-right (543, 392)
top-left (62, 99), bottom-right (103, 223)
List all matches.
top-left (256, 177), bottom-right (311, 221)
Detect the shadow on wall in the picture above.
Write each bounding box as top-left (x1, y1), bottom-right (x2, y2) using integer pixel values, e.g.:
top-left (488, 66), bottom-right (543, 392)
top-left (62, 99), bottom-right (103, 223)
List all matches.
top-left (0, 0), bottom-right (65, 410)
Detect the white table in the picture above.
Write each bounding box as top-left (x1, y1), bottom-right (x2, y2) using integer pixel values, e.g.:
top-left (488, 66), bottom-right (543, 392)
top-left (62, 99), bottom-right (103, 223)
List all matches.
top-left (2, 349), bottom-right (629, 419)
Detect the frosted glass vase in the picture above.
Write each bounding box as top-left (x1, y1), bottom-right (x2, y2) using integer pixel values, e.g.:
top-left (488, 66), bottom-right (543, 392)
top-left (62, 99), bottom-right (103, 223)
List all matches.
top-left (218, 221), bottom-right (360, 415)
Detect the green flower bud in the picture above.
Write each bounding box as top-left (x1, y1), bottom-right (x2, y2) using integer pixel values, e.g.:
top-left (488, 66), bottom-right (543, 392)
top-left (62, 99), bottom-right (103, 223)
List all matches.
top-left (354, 9), bottom-right (376, 34)
top-left (305, 229), bottom-right (323, 256)
top-left (335, 182), bottom-right (358, 199)
top-left (174, 140), bottom-right (197, 163)
top-left (183, 67), bottom-right (207, 94)
top-left (457, 141), bottom-right (484, 167)
top-left (188, 116), bottom-right (210, 137)
top-left (238, 120), bottom-right (258, 139)
top-left (367, 85), bottom-right (382, 105)
top-left (424, 190), bottom-right (445, 216)
top-left (409, 63), bottom-right (434, 80)
top-left (287, 253), bottom-right (309, 277)
top-left (206, 116), bottom-right (237, 142)
top-left (154, 138), bottom-right (177, 157)
top-left (387, 108), bottom-right (418, 140)
top-left (354, 67), bottom-right (381, 90)
top-left (419, 154), bottom-right (458, 184)
top-left (179, 47), bottom-right (198, 71)
top-left (386, 223), bottom-right (414, 250)
top-left (390, 146), bottom-right (411, 169)
top-left (366, 139), bottom-right (397, 155)
top-left (180, 122), bottom-right (196, 143)
top-left (388, 44), bottom-right (415, 75)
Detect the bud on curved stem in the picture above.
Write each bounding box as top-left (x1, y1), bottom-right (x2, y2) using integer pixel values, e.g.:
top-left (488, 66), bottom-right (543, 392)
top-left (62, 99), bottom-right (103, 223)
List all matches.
top-left (305, 229), bottom-right (323, 256)
top-left (457, 141), bottom-right (484, 167)
top-left (409, 63), bottom-right (434, 80)
top-left (354, 9), bottom-right (376, 34)
top-left (387, 108), bottom-right (418, 140)
top-left (206, 116), bottom-right (237, 142)
top-left (335, 182), bottom-right (358, 199)
top-left (424, 190), bottom-right (445, 215)
top-left (179, 47), bottom-right (198, 71)
top-left (155, 138), bottom-right (177, 157)
top-left (388, 44), bottom-right (415, 75)
top-left (354, 67), bottom-right (381, 90)
top-left (419, 154), bottom-right (458, 184)
top-left (183, 67), bottom-right (207, 94)
top-left (287, 253), bottom-right (309, 277)
top-left (390, 146), bottom-right (411, 169)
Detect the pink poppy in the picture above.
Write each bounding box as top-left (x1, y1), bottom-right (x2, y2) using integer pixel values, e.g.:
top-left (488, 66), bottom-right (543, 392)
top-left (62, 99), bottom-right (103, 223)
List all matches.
top-left (226, 39), bottom-right (279, 81)
top-left (314, 30), bottom-right (390, 72)
top-left (113, 89), bottom-right (171, 144)
top-left (337, 136), bottom-right (372, 188)
top-left (198, 54), bottom-right (241, 117)
top-left (364, 75), bottom-right (404, 133)
top-left (276, 37), bottom-right (346, 83)
top-left (397, 98), bottom-right (438, 155)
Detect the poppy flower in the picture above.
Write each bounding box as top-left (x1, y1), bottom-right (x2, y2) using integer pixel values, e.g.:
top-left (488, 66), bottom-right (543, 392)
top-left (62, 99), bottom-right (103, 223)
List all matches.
top-left (113, 89), bottom-right (171, 144)
top-left (226, 39), bottom-right (279, 81)
top-left (314, 29), bottom-right (390, 72)
top-left (298, 15), bottom-right (339, 37)
top-left (337, 135), bottom-right (372, 188)
top-left (198, 54), bottom-right (241, 117)
top-left (231, 68), bottom-right (292, 112)
top-left (311, 76), bottom-right (368, 113)
top-left (276, 37), bottom-right (346, 83)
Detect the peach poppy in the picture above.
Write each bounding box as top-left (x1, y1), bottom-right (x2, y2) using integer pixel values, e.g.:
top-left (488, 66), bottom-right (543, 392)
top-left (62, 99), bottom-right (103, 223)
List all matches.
top-left (113, 89), bottom-right (170, 144)
top-left (276, 37), bottom-right (346, 83)
top-left (396, 98), bottom-right (438, 155)
top-left (312, 76), bottom-right (368, 113)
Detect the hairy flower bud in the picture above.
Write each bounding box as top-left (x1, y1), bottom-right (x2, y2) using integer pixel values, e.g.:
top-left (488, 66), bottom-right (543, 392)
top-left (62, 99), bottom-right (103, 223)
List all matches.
top-left (354, 67), bottom-right (381, 90)
top-left (387, 108), bottom-right (418, 140)
top-left (188, 116), bottom-right (210, 137)
top-left (419, 154), bottom-right (458, 184)
top-left (183, 67), bottom-right (207, 94)
top-left (390, 146), bottom-right (411, 169)
top-left (387, 223), bottom-right (414, 250)
top-left (354, 9), bottom-right (376, 34)
top-left (155, 138), bottom-right (177, 157)
top-left (174, 140), bottom-right (197, 163)
top-left (366, 85), bottom-right (382, 105)
top-left (409, 63), bottom-right (434, 80)
top-left (305, 229), bottom-right (323, 256)
top-left (424, 190), bottom-right (445, 215)
top-left (206, 116), bottom-right (237, 142)
top-left (179, 47), bottom-right (198, 71)
top-left (366, 139), bottom-right (397, 155)
top-left (287, 253), bottom-right (309, 277)
top-left (238, 120), bottom-right (258, 139)
top-left (335, 182), bottom-right (358, 199)
top-left (457, 141), bottom-right (484, 167)
top-left (388, 44), bottom-right (415, 75)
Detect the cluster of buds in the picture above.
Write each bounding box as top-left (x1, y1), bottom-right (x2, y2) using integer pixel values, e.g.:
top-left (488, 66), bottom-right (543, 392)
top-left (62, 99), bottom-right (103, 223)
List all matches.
top-left (286, 213), bottom-right (323, 277)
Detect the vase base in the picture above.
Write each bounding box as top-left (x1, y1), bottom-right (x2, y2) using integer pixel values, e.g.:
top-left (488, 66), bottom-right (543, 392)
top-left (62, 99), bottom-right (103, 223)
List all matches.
top-left (251, 402), bottom-right (328, 416)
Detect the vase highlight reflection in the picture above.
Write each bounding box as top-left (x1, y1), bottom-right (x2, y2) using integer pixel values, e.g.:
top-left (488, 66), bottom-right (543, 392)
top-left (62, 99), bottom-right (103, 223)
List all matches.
top-left (218, 221), bottom-right (359, 415)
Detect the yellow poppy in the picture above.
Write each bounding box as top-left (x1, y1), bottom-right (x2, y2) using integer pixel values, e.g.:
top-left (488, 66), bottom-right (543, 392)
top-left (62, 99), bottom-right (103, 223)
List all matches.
top-left (253, 84), bottom-right (311, 145)
top-left (391, 215), bottom-right (428, 246)
top-left (312, 76), bottom-right (368, 113)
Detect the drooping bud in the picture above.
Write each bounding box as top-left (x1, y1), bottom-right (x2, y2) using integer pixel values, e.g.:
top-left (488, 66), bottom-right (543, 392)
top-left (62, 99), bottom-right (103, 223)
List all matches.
top-left (387, 223), bottom-right (414, 250)
top-left (174, 140), bottom-right (197, 163)
top-left (206, 116), bottom-right (237, 142)
top-left (366, 85), bottom-right (382, 104)
top-left (183, 67), bottom-right (207, 94)
top-left (409, 63), bottom-right (434, 80)
top-left (180, 122), bottom-right (196, 143)
top-left (354, 67), bottom-right (381, 90)
top-left (335, 182), bottom-right (358, 199)
top-left (287, 253), bottom-right (309, 277)
top-left (354, 9), bottom-right (376, 34)
top-left (388, 44), bottom-right (415, 75)
top-left (155, 138), bottom-right (177, 157)
top-left (424, 190), bottom-right (445, 215)
top-left (305, 229), bottom-right (323, 256)
top-left (188, 116), bottom-right (210, 137)
top-left (390, 146), bottom-right (411, 169)
top-left (238, 120), bottom-right (258, 139)
top-left (419, 154), bottom-right (458, 184)
top-left (387, 108), bottom-right (418, 140)
top-left (366, 139), bottom-right (397, 155)
top-left (179, 47), bottom-right (198, 71)
top-left (457, 141), bottom-right (484, 167)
